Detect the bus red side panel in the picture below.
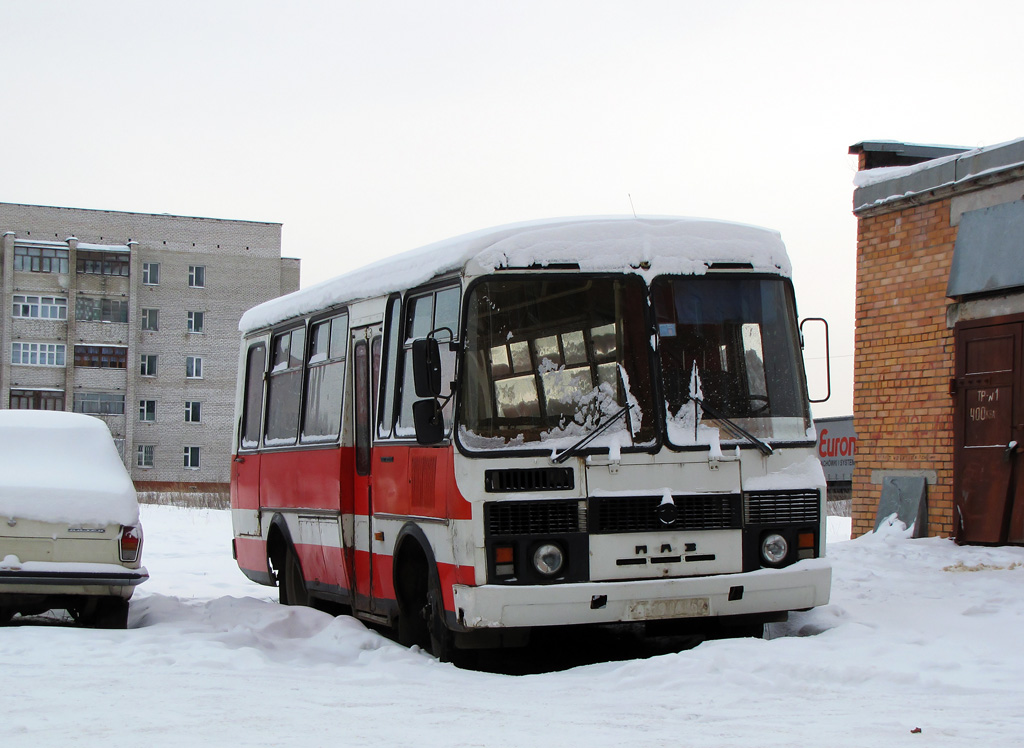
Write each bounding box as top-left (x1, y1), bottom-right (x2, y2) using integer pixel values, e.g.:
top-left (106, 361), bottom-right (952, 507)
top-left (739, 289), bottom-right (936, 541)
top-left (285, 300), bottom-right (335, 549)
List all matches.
top-left (259, 448), bottom-right (345, 512)
top-left (231, 453), bottom-right (261, 511)
top-left (323, 544), bottom-right (352, 595)
top-left (371, 444), bottom-right (471, 520)
top-left (361, 554), bottom-right (474, 611)
top-left (440, 562), bottom-right (476, 610)
top-left (235, 535), bottom-right (268, 577)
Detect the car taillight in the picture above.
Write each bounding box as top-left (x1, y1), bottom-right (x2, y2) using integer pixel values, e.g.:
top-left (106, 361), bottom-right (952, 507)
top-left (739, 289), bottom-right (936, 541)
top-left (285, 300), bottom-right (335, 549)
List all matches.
top-left (119, 525), bottom-right (143, 563)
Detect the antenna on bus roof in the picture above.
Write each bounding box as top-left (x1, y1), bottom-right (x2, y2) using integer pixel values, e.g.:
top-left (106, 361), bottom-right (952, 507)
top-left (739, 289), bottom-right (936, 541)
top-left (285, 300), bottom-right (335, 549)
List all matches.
top-left (628, 193), bottom-right (637, 218)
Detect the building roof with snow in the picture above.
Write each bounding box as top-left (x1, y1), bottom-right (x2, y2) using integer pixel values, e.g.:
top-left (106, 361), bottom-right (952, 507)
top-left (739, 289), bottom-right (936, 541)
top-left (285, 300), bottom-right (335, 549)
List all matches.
top-left (851, 137), bottom-right (1024, 214)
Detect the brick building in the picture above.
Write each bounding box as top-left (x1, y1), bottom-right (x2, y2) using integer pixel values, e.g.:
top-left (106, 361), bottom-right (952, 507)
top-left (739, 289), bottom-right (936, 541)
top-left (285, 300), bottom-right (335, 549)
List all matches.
top-left (849, 139), bottom-right (1024, 543)
top-left (0, 203), bottom-right (300, 496)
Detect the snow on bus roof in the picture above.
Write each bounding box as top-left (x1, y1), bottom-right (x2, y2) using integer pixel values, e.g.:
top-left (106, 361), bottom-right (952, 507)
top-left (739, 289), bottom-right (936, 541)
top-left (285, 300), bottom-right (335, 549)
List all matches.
top-left (239, 216), bottom-right (790, 332)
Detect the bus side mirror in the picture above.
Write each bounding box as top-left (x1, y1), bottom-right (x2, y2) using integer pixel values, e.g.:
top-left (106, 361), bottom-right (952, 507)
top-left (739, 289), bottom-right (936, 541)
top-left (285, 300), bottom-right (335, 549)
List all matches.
top-left (412, 338), bottom-right (442, 397)
top-left (412, 399), bottom-right (445, 445)
top-left (799, 317), bottom-right (831, 403)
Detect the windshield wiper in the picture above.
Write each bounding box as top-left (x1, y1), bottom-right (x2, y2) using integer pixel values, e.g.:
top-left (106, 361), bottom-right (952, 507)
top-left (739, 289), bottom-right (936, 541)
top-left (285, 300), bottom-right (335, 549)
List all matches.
top-left (688, 395), bottom-right (773, 456)
top-left (551, 404), bottom-right (633, 464)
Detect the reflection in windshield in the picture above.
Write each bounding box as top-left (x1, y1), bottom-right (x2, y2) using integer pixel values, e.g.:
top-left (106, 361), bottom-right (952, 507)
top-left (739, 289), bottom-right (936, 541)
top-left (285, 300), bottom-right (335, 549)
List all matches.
top-left (460, 276), bottom-right (655, 450)
top-left (651, 276), bottom-right (811, 446)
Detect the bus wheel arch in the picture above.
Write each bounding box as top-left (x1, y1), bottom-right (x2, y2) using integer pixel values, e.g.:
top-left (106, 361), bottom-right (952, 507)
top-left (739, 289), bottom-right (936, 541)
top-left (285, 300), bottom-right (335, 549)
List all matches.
top-left (392, 524), bottom-right (454, 661)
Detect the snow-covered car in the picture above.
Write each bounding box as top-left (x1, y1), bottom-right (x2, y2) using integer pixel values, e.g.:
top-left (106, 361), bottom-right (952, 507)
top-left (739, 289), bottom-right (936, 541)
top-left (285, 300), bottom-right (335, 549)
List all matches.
top-left (0, 410), bottom-right (147, 628)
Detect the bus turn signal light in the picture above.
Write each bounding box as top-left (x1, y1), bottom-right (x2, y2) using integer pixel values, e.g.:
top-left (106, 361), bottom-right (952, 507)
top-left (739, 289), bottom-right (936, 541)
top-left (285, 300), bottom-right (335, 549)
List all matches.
top-left (495, 545), bottom-right (514, 576)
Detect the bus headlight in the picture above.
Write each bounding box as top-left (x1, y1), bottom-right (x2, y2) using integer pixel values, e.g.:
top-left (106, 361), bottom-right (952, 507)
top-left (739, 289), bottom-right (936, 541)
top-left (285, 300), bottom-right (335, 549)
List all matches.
top-left (760, 533), bottom-right (789, 565)
top-left (532, 543), bottom-right (565, 577)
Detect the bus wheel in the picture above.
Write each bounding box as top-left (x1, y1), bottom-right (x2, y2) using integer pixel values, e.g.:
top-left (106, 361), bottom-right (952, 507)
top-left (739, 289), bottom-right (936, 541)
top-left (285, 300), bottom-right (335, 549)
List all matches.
top-left (280, 545), bottom-right (310, 607)
top-left (426, 570), bottom-right (456, 663)
top-left (395, 543), bottom-right (430, 649)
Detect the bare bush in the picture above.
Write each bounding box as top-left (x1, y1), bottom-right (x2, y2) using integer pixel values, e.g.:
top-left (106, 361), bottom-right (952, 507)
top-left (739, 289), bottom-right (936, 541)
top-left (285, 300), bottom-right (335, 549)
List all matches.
top-left (136, 491), bottom-right (229, 509)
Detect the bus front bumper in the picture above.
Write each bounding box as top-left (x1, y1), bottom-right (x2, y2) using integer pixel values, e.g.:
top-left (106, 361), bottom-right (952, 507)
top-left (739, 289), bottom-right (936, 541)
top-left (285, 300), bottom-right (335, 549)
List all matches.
top-left (452, 558), bottom-right (831, 629)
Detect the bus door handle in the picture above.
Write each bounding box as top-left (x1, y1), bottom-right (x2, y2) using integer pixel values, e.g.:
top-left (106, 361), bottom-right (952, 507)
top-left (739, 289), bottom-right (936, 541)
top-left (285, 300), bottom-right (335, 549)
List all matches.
top-left (233, 456), bottom-right (246, 463)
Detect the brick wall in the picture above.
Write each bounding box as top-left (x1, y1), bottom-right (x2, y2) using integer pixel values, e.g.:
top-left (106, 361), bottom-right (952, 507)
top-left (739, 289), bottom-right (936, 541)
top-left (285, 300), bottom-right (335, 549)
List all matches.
top-left (852, 198), bottom-right (957, 537)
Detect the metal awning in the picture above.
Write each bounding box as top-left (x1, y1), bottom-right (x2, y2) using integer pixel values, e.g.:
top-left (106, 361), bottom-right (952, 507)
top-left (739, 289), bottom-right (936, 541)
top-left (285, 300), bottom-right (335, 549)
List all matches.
top-left (947, 200), bottom-right (1024, 298)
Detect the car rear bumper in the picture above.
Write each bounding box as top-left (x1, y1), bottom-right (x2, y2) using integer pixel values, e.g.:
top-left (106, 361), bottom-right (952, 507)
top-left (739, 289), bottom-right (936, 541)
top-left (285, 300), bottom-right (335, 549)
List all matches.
top-left (452, 558), bottom-right (831, 629)
top-left (0, 563), bottom-right (148, 596)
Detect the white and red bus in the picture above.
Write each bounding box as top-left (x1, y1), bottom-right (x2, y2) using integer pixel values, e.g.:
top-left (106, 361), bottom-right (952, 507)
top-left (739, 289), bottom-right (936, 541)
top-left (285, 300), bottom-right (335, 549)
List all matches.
top-left (230, 217), bottom-right (831, 660)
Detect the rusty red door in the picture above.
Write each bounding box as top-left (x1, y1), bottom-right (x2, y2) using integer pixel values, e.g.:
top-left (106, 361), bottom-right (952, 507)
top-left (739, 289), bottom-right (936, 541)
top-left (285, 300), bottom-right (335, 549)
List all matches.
top-left (953, 320), bottom-right (1024, 544)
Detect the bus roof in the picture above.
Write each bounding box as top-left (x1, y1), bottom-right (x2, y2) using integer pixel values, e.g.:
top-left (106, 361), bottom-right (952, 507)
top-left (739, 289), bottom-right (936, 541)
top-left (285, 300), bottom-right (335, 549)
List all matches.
top-left (239, 216), bottom-right (791, 333)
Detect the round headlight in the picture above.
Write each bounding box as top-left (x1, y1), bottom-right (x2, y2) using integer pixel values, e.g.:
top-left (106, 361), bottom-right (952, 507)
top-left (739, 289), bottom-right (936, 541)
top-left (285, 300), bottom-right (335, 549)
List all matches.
top-left (761, 533), bottom-right (789, 565)
top-left (532, 543), bottom-right (565, 577)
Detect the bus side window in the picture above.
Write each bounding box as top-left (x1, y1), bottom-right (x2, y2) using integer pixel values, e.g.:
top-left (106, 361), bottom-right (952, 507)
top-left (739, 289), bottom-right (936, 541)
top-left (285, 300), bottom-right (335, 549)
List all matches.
top-left (240, 342), bottom-right (266, 450)
top-left (377, 294), bottom-right (402, 439)
top-left (396, 285), bottom-right (460, 438)
top-left (371, 335), bottom-right (382, 428)
top-left (354, 339), bottom-right (371, 475)
top-left (301, 313), bottom-right (348, 443)
top-left (265, 326), bottom-right (305, 446)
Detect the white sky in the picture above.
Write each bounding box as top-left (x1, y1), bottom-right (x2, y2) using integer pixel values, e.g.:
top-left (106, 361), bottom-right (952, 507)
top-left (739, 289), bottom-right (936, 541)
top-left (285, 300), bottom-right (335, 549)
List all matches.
top-left (4, 0), bottom-right (1024, 418)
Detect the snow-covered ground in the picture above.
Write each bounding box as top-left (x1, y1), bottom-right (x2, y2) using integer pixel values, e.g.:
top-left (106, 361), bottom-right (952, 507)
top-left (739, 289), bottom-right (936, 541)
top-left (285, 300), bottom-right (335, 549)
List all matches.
top-left (3, 506), bottom-right (1023, 747)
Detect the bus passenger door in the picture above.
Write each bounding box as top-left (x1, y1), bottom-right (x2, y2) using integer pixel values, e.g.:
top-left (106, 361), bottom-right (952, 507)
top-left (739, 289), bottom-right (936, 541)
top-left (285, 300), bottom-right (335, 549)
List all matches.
top-left (231, 341), bottom-right (267, 576)
top-left (351, 326), bottom-right (382, 614)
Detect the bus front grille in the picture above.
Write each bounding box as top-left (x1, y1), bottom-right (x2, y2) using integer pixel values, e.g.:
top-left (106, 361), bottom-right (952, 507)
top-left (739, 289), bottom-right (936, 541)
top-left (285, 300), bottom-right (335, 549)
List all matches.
top-left (486, 500), bottom-right (584, 536)
top-left (484, 467), bottom-right (575, 493)
top-left (589, 494), bottom-right (742, 534)
top-left (744, 490), bottom-right (821, 525)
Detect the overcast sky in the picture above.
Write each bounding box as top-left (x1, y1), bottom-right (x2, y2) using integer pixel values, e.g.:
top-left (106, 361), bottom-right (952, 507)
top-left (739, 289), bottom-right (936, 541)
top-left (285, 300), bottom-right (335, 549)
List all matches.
top-left (4, 0), bottom-right (1023, 417)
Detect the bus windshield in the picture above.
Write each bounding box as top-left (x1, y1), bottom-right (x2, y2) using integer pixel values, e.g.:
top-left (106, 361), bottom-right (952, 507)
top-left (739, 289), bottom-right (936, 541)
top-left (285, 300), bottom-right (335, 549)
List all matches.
top-left (651, 275), bottom-right (811, 447)
top-left (460, 275), bottom-right (656, 452)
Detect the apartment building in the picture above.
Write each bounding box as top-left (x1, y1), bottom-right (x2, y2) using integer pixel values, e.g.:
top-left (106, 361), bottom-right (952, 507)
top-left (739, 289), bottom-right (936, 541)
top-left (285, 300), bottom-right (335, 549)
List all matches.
top-left (0, 202), bottom-right (300, 496)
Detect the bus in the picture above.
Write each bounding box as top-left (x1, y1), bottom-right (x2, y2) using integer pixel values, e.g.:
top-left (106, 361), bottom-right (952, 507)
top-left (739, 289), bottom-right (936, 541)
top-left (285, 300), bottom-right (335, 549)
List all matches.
top-left (230, 216), bottom-right (832, 660)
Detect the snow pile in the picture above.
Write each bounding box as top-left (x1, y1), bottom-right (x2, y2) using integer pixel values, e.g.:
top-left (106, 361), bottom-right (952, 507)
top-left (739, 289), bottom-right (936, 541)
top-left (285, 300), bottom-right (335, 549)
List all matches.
top-left (240, 216), bottom-right (791, 332)
top-left (2, 505), bottom-right (1024, 747)
top-left (0, 410), bottom-right (139, 526)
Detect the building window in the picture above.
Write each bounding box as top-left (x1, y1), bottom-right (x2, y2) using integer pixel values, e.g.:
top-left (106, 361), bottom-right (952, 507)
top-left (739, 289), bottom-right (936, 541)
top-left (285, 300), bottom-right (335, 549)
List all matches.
top-left (140, 354), bottom-right (158, 377)
top-left (141, 308), bottom-right (159, 331)
top-left (10, 389), bottom-right (64, 410)
top-left (185, 400), bottom-right (202, 423)
top-left (73, 392), bottom-right (126, 415)
top-left (183, 446), bottom-right (201, 469)
top-left (14, 245), bottom-right (69, 274)
top-left (187, 311), bottom-right (205, 333)
top-left (142, 262), bottom-right (160, 285)
top-left (77, 250), bottom-right (129, 276)
top-left (12, 295), bottom-right (67, 320)
top-left (12, 342), bottom-right (66, 367)
top-left (186, 356), bottom-right (203, 378)
top-left (139, 399), bottom-right (156, 422)
top-left (76, 297), bottom-right (129, 324)
top-left (188, 265), bottom-right (206, 288)
top-left (137, 444), bottom-right (155, 468)
top-left (74, 345), bottom-right (127, 369)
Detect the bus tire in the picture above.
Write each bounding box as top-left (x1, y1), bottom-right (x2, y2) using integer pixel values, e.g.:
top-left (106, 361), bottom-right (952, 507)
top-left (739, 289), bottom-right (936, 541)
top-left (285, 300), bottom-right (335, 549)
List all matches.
top-left (426, 569), bottom-right (456, 663)
top-left (395, 542), bottom-right (430, 650)
top-left (280, 545), bottom-right (310, 607)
